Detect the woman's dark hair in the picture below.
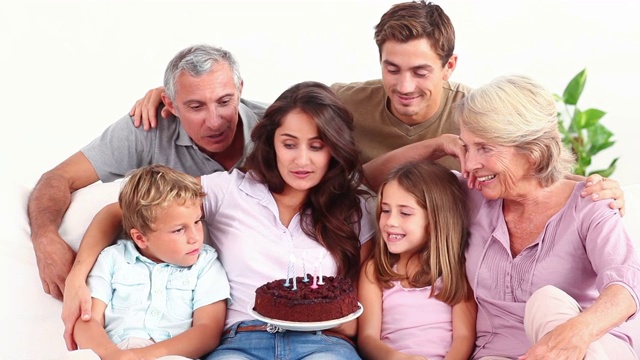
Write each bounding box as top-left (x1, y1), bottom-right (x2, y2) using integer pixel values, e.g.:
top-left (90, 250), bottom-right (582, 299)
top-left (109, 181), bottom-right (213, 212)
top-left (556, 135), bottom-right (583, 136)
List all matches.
top-left (244, 81), bottom-right (369, 280)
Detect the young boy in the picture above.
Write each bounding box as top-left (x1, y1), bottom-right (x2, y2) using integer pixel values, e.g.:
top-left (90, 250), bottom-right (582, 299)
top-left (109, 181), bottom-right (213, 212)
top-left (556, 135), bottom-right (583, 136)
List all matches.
top-left (64, 164), bottom-right (229, 360)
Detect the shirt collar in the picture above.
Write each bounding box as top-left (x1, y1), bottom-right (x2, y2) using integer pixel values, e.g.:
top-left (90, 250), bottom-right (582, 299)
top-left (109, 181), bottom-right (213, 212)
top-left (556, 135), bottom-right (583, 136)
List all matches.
top-left (121, 239), bottom-right (155, 265)
top-left (175, 119), bottom-right (193, 147)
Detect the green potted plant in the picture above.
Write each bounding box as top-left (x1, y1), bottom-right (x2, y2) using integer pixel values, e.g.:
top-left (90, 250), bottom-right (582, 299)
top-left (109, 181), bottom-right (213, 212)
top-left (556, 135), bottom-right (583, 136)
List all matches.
top-left (555, 68), bottom-right (618, 177)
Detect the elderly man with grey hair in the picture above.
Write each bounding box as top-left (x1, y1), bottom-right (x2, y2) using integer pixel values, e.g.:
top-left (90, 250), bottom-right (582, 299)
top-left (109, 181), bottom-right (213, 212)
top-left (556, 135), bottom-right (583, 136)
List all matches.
top-left (27, 44), bottom-right (266, 305)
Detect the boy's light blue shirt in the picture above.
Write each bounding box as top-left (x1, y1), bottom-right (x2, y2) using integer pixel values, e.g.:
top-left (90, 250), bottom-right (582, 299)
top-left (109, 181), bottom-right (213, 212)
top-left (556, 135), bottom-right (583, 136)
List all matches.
top-left (88, 240), bottom-right (230, 344)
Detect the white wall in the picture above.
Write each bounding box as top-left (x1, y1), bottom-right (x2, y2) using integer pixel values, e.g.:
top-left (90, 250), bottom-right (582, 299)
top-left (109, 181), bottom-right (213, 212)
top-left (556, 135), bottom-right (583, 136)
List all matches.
top-left (2, 0), bottom-right (639, 189)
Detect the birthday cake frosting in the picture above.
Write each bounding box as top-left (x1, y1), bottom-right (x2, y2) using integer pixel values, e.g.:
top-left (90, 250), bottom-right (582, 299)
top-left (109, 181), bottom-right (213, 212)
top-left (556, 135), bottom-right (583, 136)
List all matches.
top-left (253, 275), bottom-right (358, 322)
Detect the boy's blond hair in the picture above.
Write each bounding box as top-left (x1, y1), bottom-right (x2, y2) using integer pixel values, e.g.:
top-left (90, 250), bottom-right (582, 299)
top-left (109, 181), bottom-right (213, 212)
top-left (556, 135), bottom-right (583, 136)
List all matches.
top-left (118, 164), bottom-right (206, 237)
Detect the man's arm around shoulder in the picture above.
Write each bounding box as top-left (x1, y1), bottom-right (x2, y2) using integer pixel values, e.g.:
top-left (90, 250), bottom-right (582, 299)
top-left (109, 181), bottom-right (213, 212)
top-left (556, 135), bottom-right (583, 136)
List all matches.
top-left (27, 151), bottom-right (100, 300)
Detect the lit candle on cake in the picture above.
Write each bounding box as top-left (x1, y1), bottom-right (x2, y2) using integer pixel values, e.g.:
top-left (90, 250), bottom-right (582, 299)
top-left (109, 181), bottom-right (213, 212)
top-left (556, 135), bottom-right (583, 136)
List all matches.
top-left (318, 251), bottom-right (327, 285)
top-left (311, 264), bottom-right (319, 289)
top-left (291, 255), bottom-right (298, 291)
top-left (318, 265), bottom-right (324, 285)
top-left (284, 254), bottom-right (295, 287)
top-left (302, 250), bottom-right (309, 283)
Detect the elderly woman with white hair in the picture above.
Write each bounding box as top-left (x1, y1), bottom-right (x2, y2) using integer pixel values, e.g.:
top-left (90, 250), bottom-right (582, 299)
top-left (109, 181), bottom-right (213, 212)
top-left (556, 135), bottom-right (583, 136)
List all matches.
top-left (363, 75), bottom-right (640, 359)
top-left (455, 75), bottom-right (639, 359)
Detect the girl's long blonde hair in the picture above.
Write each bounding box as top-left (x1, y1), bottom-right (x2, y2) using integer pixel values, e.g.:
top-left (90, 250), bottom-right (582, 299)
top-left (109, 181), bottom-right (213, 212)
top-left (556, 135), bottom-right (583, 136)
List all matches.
top-left (372, 160), bottom-right (470, 305)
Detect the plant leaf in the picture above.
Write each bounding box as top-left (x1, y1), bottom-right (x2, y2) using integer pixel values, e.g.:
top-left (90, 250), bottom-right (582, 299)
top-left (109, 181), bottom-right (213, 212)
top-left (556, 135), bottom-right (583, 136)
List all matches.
top-left (581, 108), bottom-right (606, 128)
top-left (586, 124), bottom-right (614, 156)
top-left (574, 164), bottom-right (587, 176)
top-left (589, 141), bottom-right (615, 156)
top-left (563, 68), bottom-right (587, 105)
top-left (556, 68), bottom-right (618, 177)
top-left (557, 122), bottom-right (570, 138)
top-left (570, 108), bottom-right (584, 131)
top-left (587, 158), bottom-right (619, 178)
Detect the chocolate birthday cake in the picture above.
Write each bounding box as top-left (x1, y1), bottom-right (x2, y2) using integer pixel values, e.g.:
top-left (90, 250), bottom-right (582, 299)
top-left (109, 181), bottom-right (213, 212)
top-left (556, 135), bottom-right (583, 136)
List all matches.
top-left (253, 275), bottom-right (358, 322)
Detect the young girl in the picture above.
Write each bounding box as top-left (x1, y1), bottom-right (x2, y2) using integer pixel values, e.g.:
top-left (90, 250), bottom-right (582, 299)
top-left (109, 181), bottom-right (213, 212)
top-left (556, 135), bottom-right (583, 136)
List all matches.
top-left (358, 160), bottom-right (477, 360)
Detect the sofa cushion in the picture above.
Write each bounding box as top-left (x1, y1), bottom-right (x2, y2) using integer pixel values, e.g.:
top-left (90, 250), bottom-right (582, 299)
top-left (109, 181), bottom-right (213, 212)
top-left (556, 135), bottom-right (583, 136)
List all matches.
top-left (3, 181), bottom-right (639, 359)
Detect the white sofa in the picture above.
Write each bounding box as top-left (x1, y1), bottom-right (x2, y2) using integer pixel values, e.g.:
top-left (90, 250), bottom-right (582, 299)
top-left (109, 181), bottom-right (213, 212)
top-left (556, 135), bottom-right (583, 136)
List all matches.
top-left (3, 181), bottom-right (640, 360)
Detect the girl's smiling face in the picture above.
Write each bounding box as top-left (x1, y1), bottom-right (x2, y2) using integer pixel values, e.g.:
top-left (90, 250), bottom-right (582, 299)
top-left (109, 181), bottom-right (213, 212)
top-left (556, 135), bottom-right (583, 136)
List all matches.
top-left (379, 180), bottom-right (429, 258)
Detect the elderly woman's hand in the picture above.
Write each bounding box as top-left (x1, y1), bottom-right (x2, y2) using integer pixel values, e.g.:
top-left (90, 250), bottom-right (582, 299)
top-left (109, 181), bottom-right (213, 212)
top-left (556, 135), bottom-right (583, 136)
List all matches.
top-left (518, 319), bottom-right (590, 360)
top-left (439, 134), bottom-right (469, 176)
top-left (581, 174), bottom-right (626, 216)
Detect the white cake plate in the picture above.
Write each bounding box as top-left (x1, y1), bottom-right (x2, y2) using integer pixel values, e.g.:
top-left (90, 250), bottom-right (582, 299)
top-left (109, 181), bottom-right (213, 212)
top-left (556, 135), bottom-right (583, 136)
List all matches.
top-left (248, 301), bottom-right (364, 331)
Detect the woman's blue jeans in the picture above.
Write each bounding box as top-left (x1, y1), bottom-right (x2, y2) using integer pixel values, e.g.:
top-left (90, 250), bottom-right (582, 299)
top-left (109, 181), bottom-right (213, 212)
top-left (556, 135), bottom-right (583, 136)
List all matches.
top-left (205, 320), bottom-right (361, 360)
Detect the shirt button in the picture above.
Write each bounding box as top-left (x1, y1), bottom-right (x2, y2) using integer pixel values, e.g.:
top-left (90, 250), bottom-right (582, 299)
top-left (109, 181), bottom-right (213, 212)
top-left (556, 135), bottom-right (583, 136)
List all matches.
top-left (154, 289), bottom-right (162, 294)
top-left (152, 310), bottom-right (159, 316)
